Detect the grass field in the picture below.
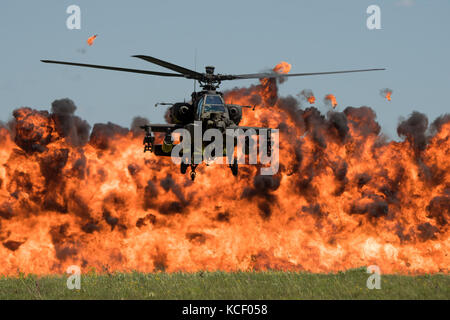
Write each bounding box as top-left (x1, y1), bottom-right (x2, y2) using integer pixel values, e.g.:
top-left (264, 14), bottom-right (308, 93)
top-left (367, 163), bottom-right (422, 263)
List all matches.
top-left (0, 268), bottom-right (448, 300)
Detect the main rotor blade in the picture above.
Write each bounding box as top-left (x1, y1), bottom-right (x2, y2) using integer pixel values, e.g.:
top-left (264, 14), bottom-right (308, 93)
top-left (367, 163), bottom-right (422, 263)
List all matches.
top-left (41, 60), bottom-right (185, 77)
top-left (132, 55), bottom-right (203, 79)
top-left (225, 68), bottom-right (386, 80)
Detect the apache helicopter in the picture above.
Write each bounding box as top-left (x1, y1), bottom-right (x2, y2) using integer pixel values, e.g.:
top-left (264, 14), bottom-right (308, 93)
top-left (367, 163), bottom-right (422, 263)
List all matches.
top-left (41, 55), bottom-right (385, 180)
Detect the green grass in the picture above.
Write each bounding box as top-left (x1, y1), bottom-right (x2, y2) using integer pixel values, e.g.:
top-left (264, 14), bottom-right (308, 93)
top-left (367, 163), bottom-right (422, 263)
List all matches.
top-left (0, 268), bottom-right (448, 300)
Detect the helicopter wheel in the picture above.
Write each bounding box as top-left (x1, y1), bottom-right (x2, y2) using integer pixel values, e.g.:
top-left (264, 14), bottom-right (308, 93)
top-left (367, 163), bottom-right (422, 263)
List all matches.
top-left (230, 158), bottom-right (238, 176)
top-left (180, 162), bottom-right (189, 174)
top-left (190, 164), bottom-right (197, 181)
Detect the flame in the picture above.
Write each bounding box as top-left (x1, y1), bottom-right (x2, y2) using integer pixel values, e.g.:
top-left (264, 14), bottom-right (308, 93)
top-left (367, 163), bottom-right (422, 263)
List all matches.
top-left (380, 88), bottom-right (393, 102)
top-left (300, 89), bottom-right (315, 105)
top-left (273, 61), bottom-right (292, 74)
top-left (0, 80), bottom-right (449, 275)
top-left (386, 92), bottom-right (392, 101)
top-left (87, 34), bottom-right (97, 46)
top-left (325, 94), bottom-right (338, 108)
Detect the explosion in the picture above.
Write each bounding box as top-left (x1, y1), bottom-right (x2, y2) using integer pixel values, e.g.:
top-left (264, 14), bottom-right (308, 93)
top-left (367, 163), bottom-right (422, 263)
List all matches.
top-left (0, 78), bottom-right (449, 275)
top-left (324, 94), bottom-right (338, 108)
top-left (87, 34), bottom-right (98, 46)
top-left (381, 88), bottom-right (393, 101)
top-left (299, 89), bottom-right (316, 105)
top-left (273, 61), bottom-right (292, 74)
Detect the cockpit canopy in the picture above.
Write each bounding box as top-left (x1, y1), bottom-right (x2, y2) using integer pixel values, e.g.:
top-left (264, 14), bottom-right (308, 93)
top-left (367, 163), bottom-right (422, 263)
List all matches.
top-left (204, 95), bottom-right (226, 113)
top-left (197, 94), bottom-right (226, 118)
top-left (205, 95), bottom-right (223, 105)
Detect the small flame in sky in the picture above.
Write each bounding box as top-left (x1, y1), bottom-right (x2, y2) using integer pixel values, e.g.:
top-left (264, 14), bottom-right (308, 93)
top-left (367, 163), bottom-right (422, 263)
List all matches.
top-left (385, 91), bottom-right (392, 101)
top-left (273, 61), bottom-right (292, 74)
top-left (299, 89), bottom-right (315, 105)
top-left (325, 94), bottom-right (337, 108)
top-left (87, 34), bottom-right (98, 46)
top-left (380, 88), bottom-right (393, 101)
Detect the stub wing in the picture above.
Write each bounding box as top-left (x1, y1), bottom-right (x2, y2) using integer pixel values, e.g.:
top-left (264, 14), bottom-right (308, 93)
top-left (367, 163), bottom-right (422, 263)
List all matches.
top-left (141, 124), bottom-right (182, 133)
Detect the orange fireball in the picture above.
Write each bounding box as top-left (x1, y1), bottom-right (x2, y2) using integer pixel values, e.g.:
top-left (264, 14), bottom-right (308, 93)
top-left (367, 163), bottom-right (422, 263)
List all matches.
top-left (385, 92), bottom-right (392, 101)
top-left (325, 94), bottom-right (337, 108)
top-left (380, 88), bottom-right (393, 102)
top-left (273, 61), bottom-right (292, 74)
top-left (87, 34), bottom-right (98, 46)
top-left (300, 89), bottom-right (316, 105)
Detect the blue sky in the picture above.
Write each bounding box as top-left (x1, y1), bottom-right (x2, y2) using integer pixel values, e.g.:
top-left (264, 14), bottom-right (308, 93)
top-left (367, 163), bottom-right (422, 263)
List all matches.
top-left (1, 0), bottom-right (449, 138)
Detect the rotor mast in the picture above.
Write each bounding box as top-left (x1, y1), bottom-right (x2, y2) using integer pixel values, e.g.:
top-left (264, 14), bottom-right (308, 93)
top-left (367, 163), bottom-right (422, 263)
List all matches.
top-left (200, 66), bottom-right (221, 91)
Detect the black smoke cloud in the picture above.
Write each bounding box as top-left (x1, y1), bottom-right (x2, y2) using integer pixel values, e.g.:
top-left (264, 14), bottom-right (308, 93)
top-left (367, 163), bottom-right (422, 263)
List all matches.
top-left (51, 98), bottom-right (91, 147)
top-left (89, 122), bottom-right (129, 150)
top-left (397, 111), bottom-right (429, 153)
top-left (9, 99), bottom-right (154, 153)
top-left (130, 116), bottom-right (150, 137)
top-left (430, 114), bottom-right (450, 136)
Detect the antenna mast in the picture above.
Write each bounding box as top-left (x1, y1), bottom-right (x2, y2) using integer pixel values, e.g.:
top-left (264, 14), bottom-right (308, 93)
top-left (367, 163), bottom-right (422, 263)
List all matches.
top-left (194, 48), bottom-right (197, 93)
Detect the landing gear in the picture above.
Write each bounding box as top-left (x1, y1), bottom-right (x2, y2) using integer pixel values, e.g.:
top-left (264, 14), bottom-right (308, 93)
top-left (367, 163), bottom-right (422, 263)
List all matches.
top-left (230, 158), bottom-right (238, 176)
top-left (190, 164), bottom-right (198, 181)
top-left (180, 162), bottom-right (189, 174)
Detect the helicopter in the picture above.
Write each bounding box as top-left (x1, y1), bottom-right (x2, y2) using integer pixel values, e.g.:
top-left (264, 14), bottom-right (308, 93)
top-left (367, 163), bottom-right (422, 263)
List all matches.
top-left (41, 55), bottom-right (385, 180)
